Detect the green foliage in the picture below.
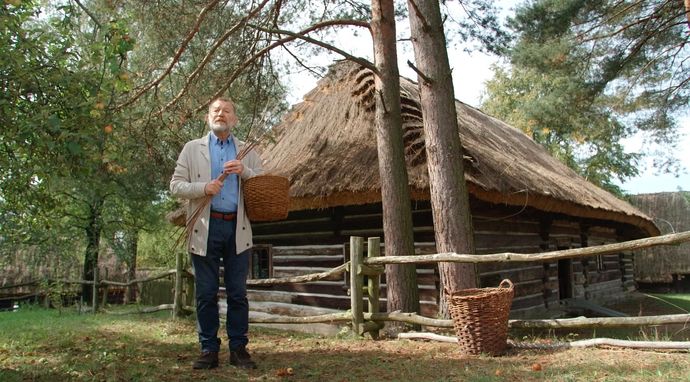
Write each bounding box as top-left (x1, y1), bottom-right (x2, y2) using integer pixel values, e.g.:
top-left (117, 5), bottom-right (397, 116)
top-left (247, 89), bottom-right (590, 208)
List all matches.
top-left (481, 0), bottom-right (688, 193)
top-left (38, 279), bottom-right (78, 314)
top-left (1, 0), bottom-right (290, 278)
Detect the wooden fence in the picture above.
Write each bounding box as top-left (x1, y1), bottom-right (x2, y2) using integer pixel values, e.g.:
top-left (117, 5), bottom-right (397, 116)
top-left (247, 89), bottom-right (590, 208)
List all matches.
top-left (3, 231), bottom-right (690, 339)
top-left (246, 231), bottom-right (690, 339)
top-left (0, 250), bottom-right (192, 318)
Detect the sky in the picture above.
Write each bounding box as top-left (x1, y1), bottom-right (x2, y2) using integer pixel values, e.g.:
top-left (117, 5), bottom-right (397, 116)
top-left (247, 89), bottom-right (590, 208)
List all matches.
top-left (280, 3), bottom-right (689, 196)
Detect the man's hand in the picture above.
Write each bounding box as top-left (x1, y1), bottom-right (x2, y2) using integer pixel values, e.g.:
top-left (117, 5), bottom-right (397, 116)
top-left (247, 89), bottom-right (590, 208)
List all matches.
top-left (223, 159), bottom-right (244, 175)
top-left (204, 179), bottom-right (223, 195)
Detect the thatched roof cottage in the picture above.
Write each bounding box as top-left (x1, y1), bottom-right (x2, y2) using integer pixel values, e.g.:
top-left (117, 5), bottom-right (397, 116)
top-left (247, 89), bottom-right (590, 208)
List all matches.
top-left (228, 60), bottom-right (658, 318)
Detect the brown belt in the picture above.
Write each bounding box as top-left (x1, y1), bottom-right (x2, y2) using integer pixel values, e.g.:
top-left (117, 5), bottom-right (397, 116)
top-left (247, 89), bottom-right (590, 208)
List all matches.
top-left (210, 211), bottom-right (236, 221)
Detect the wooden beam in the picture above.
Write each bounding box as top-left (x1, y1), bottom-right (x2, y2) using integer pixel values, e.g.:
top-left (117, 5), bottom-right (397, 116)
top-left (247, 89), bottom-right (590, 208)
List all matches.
top-left (399, 333), bottom-right (690, 350)
top-left (364, 231), bottom-right (690, 265)
top-left (246, 263), bottom-right (349, 285)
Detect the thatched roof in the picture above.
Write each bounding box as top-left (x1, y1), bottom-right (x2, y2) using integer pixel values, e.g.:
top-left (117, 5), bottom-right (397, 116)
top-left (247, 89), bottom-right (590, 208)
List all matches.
top-left (261, 60), bottom-right (657, 236)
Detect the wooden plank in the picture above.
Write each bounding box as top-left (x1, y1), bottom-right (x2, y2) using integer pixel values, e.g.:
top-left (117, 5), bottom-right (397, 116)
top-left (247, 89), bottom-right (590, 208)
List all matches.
top-left (480, 266), bottom-right (544, 287)
top-left (478, 261), bottom-right (538, 274)
top-left (252, 217), bottom-right (336, 235)
top-left (511, 293), bottom-right (545, 310)
top-left (272, 245), bottom-right (344, 256)
top-left (265, 281), bottom-right (347, 296)
top-left (272, 255), bottom-right (343, 268)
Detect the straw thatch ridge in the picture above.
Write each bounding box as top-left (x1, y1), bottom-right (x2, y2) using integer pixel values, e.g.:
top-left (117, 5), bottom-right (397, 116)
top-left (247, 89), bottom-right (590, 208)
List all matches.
top-left (260, 60), bottom-right (658, 236)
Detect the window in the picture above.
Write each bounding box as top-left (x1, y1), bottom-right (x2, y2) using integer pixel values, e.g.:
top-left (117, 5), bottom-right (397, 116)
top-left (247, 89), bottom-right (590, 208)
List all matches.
top-left (249, 245), bottom-right (273, 279)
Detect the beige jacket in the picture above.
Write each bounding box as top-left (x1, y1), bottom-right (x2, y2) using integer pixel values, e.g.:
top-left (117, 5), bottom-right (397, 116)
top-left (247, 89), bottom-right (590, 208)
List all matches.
top-left (170, 132), bottom-right (263, 256)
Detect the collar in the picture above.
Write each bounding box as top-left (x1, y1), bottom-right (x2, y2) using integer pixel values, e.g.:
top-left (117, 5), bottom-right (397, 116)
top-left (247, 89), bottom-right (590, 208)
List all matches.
top-left (210, 132), bottom-right (233, 146)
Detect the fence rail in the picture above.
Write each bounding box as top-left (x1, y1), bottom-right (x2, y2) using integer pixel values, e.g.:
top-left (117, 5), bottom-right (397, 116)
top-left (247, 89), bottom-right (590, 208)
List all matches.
top-left (248, 231), bottom-right (690, 340)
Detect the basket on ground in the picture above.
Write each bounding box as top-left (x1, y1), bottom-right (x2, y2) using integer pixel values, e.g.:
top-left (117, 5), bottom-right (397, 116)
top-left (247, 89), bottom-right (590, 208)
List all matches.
top-left (446, 279), bottom-right (514, 356)
top-left (242, 174), bottom-right (290, 222)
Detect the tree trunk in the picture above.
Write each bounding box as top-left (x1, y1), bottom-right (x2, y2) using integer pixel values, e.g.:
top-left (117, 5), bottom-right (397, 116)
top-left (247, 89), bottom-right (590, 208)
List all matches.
top-left (81, 196), bottom-right (104, 304)
top-left (371, 0), bottom-right (420, 324)
top-left (406, 0), bottom-right (477, 317)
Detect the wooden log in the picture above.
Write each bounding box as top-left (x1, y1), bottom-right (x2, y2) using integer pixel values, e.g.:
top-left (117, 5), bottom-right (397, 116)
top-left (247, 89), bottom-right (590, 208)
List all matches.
top-left (367, 237), bottom-right (382, 339)
top-left (398, 332), bottom-right (458, 343)
top-left (249, 311), bottom-right (352, 324)
top-left (0, 281), bottom-right (38, 290)
top-left (246, 263), bottom-right (349, 286)
top-left (364, 231), bottom-right (690, 265)
top-left (358, 264), bottom-right (384, 277)
top-left (510, 314), bottom-right (690, 328)
top-left (368, 311), bottom-right (453, 328)
top-left (271, 244), bottom-right (344, 256)
top-left (399, 334), bottom-right (690, 350)
top-left (103, 304), bottom-right (195, 315)
top-left (365, 312), bottom-right (690, 329)
top-left (511, 338), bottom-right (690, 350)
top-left (40, 270), bottom-right (176, 287)
top-left (100, 270), bottom-right (177, 286)
top-left (350, 236), bottom-right (364, 335)
top-left (250, 301), bottom-right (343, 316)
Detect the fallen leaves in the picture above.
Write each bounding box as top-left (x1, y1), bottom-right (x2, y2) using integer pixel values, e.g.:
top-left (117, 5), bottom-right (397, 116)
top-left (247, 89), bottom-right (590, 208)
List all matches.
top-left (276, 367), bottom-right (294, 377)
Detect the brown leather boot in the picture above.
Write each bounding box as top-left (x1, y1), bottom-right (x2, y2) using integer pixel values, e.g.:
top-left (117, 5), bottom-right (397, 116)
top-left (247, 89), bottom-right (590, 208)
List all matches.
top-left (229, 346), bottom-right (257, 369)
top-left (192, 351), bottom-right (219, 369)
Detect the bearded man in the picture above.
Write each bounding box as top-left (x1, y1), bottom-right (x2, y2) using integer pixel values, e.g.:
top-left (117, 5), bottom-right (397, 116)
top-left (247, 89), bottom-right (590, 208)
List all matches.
top-left (170, 97), bottom-right (262, 370)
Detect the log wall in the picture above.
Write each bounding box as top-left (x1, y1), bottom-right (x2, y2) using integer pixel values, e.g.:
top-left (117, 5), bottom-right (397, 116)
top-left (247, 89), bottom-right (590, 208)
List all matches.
top-left (245, 199), bottom-right (638, 317)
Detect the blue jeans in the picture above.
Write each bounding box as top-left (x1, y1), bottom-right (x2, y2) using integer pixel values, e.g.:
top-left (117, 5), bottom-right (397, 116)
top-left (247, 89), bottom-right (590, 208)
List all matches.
top-left (191, 218), bottom-right (250, 352)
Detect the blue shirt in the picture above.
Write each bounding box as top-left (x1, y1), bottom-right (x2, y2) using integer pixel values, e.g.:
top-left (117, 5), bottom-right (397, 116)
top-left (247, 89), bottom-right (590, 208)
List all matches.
top-left (209, 134), bottom-right (238, 213)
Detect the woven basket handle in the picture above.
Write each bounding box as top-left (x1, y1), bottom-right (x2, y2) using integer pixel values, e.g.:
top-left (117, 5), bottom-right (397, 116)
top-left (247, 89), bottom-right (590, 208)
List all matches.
top-left (499, 279), bottom-right (514, 290)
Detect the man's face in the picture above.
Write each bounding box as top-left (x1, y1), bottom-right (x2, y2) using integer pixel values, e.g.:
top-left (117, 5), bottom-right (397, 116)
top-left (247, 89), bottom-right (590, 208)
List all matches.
top-left (207, 100), bottom-right (238, 135)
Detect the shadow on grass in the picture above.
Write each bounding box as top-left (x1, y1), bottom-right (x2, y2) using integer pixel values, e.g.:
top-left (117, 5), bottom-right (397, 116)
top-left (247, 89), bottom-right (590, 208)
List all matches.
top-left (1, 309), bottom-right (689, 382)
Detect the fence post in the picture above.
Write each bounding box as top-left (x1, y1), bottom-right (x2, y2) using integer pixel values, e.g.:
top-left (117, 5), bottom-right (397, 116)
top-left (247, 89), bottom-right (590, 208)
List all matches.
top-left (101, 268), bottom-right (109, 307)
top-left (367, 237), bottom-right (382, 339)
top-left (350, 236), bottom-right (364, 335)
top-left (92, 266), bottom-right (99, 314)
top-left (173, 251), bottom-right (183, 319)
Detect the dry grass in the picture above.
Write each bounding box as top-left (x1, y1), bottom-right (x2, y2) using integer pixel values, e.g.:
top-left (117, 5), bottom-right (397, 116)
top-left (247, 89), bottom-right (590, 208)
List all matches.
top-left (1, 304), bottom-right (689, 381)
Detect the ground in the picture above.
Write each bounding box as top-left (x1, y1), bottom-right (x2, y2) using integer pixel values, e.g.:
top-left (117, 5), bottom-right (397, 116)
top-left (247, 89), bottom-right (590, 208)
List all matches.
top-left (0, 293), bottom-right (689, 381)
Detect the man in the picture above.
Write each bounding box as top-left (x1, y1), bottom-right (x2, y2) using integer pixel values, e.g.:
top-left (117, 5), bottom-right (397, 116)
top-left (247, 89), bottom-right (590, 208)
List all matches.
top-left (170, 97), bottom-right (262, 370)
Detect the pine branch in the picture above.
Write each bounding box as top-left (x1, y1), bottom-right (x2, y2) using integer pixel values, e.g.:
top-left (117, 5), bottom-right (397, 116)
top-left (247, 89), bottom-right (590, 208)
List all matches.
top-left (117, 0), bottom-right (222, 110)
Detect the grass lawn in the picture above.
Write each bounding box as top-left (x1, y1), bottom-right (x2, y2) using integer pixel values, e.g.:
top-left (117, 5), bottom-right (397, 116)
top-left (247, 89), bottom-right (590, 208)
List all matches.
top-left (1, 304), bottom-right (689, 382)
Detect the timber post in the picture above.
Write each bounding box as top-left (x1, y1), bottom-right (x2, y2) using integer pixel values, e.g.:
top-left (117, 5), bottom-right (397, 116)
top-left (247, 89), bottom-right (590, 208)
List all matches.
top-left (350, 236), bottom-right (364, 335)
top-left (101, 268), bottom-right (109, 308)
top-left (92, 266), bottom-right (99, 313)
top-left (367, 237), bottom-right (382, 339)
top-left (173, 251), bottom-right (183, 319)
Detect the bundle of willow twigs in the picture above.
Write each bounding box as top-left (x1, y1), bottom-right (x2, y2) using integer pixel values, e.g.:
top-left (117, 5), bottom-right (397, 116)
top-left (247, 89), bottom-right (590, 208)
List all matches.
top-left (173, 141), bottom-right (259, 250)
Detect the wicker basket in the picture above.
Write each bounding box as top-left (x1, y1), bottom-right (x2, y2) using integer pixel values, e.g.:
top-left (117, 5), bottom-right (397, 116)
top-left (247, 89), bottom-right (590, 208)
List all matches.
top-left (242, 174), bottom-right (289, 222)
top-left (446, 279), bottom-right (514, 356)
